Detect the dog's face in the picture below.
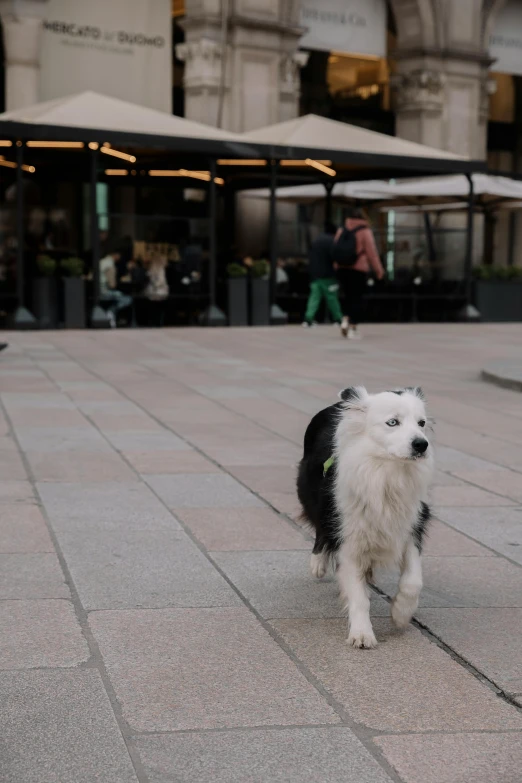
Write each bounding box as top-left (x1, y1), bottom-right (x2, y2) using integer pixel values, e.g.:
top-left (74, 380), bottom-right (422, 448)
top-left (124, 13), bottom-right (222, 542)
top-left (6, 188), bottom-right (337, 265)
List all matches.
top-left (340, 386), bottom-right (431, 461)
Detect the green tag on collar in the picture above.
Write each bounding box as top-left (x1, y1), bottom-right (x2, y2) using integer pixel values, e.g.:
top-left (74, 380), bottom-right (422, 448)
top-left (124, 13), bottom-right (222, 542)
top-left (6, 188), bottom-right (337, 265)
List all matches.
top-left (323, 456), bottom-right (335, 477)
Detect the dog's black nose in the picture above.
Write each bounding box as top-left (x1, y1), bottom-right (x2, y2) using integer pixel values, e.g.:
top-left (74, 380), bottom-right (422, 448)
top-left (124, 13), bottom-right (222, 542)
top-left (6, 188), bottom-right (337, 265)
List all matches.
top-left (412, 438), bottom-right (428, 454)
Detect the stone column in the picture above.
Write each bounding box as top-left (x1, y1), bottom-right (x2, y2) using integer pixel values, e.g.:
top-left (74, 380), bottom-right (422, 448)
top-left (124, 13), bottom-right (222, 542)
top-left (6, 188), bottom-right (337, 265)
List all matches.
top-left (0, 0), bottom-right (49, 110)
top-left (178, 0), bottom-right (306, 132)
top-left (390, 0), bottom-right (497, 159)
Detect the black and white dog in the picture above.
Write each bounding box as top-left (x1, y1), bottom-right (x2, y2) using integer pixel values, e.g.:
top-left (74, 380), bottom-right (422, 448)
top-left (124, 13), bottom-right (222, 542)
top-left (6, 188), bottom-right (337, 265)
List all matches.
top-left (297, 386), bottom-right (433, 649)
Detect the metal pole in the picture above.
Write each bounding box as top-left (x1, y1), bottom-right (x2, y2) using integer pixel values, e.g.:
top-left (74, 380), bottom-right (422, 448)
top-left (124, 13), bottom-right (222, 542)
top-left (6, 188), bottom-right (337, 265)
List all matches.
top-left (89, 146), bottom-right (110, 327)
top-left (269, 159), bottom-right (278, 305)
top-left (464, 174), bottom-right (475, 308)
top-left (324, 181), bottom-right (334, 229)
top-left (16, 143), bottom-right (24, 305)
top-left (209, 157), bottom-right (217, 306)
top-left (268, 159), bottom-right (288, 324)
top-left (90, 147), bottom-right (100, 302)
top-left (13, 142), bottom-right (36, 328)
top-left (199, 159), bottom-right (226, 326)
top-left (459, 173), bottom-right (480, 321)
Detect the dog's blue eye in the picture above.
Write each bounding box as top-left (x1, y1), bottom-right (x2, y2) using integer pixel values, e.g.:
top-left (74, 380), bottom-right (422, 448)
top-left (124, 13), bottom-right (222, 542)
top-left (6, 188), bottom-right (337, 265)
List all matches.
top-left (419, 420), bottom-right (426, 428)
top-left (386, 419), bottom-right (399, 427)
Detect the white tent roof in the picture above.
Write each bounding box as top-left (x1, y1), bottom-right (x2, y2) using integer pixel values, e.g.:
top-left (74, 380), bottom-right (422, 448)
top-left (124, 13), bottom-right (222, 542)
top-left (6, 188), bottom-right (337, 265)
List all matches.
top-left (243, 114), bottom-right (467, 164)
top-left (245, 174), bottom-right (522, 208)
top-left (0, 90), bottom-right (247, 148)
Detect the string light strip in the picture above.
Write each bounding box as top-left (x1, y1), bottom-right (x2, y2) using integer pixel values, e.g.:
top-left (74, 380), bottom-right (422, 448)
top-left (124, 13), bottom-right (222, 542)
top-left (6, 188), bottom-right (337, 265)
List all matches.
top-left (26, 141), bottom-right (85, 148)
top-left (100, 144), bottom-right (136, 163)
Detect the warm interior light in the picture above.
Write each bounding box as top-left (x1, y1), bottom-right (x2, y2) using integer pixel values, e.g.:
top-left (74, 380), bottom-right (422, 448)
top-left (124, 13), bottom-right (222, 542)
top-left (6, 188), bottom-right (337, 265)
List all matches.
top-left (26, 141), bottom-right (85, 148)
top-left (280, 160), bottom-right (332, 167)
top-left (214, 177), bottom-right (225, 185)
top-left (0, 159), bottom-right (17, 168)
top-left (88, 142), bottom-right (100, 150)
top-left (21, 164), bottom-right (36, 173)
top-left (0, 140), bottom-right (13, 147)
top-left (100, 145), bottom-right (136, 163)
top-left (217, 159), bottom-right (267, 166)
top-left (105, 169), bottom-right (128, 176)
top-left (148, 169), bottom-right (211, 181)
top-left (305, 158), bottom-right (336, 176)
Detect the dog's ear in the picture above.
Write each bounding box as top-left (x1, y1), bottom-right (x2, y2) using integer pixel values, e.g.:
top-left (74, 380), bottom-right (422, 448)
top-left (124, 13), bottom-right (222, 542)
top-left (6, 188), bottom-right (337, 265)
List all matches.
top-left (338, 386), bottom-right (368, 411)
top-left (405, 386), bottom-right (426, 402)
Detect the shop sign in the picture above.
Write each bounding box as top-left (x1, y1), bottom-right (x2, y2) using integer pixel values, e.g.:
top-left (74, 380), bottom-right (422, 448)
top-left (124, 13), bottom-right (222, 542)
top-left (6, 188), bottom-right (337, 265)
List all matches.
top-left (300, 0), bottom-right (386, 57)
top-left (490, 0), bottom-right (522, 76)
top-left (40, 0), bottom-right (172, 111)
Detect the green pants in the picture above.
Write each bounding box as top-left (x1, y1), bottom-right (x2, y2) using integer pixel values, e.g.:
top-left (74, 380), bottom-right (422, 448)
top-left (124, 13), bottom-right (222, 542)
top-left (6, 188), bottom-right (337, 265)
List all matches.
top-left (305, 278), bottom-right (343, 324)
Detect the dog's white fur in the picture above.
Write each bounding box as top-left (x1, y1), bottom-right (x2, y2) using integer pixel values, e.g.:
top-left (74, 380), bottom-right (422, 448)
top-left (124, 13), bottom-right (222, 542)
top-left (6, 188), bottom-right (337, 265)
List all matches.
top-left (318, 386), bottom-right (433, 648)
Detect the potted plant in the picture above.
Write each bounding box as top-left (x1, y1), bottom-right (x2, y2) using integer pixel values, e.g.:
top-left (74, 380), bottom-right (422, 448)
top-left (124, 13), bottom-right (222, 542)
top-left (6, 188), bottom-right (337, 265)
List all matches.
top-left (474, 265), bottom-right (522, 322)
top-left (61, 257), bottom-right (86, 329)
top-left (226, 262), bottom-right (248, 327)
top-left (33, 255), bottom-right (58, 329)
top-left (249, 258), bottom-right (270, 326)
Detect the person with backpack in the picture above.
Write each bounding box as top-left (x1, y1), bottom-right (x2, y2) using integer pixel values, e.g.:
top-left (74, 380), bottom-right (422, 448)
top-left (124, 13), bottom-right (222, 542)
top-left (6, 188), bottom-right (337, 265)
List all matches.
top-left (332, 208), bottom-right (385, 339)
top-left (302, 222), bottom-right (343, 328)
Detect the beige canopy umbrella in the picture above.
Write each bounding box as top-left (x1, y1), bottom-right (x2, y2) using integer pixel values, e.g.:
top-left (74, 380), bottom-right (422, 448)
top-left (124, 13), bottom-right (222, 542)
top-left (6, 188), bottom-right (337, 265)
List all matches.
top-left (242, 114), bottom-right (475, 174)
top-left (0, 90), bottom-right (252, 154)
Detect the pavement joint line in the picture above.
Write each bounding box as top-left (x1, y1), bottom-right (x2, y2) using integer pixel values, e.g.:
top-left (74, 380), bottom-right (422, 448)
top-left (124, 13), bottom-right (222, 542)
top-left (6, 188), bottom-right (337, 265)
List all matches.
top-left (371, 583), bottom-right (522, 715)
top-left (43, 345), bottom-right (407, 783)
top-left (126, 724), bottom-right (522, 738)
top-left (0, 393), bottom-right (150, 783)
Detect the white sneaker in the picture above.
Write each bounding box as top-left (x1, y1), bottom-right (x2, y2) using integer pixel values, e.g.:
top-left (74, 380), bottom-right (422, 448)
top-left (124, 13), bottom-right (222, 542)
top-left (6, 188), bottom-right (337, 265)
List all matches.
top-left (302, 321), bottom-right (317, 328)
top-left (340, 318), bottom-right (349, 338)
top-left (348, 327), bottom-right (360, 340)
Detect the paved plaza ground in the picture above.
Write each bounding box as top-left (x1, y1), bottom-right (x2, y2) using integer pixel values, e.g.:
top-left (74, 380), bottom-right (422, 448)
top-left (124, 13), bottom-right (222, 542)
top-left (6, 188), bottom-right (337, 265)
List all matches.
top-left (1, 323), bottom-right (522, 782)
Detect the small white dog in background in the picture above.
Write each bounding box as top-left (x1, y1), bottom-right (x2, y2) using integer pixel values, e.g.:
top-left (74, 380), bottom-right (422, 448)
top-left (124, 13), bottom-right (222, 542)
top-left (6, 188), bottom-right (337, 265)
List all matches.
top-left (297, 386), bottom-right (434, 649)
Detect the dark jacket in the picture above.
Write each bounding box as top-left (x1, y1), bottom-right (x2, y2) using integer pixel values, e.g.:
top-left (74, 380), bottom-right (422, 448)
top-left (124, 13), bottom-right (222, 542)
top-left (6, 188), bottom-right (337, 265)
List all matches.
top-left (308, 233), bottom-right (335, 280)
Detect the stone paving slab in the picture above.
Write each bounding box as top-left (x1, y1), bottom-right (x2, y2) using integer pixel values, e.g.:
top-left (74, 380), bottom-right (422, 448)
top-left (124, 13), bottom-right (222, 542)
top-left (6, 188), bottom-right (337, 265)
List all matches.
top-left (422, 520), bottom-right (495, 557)
top-left (377, 556), bottom-right (522, 607)
top-left (26, 450), bottom-right (137, 483)
top-left (270, 618), bottom-right (522, 732)
top-left (0, 553), bottom-right (69, 599)
top-left (177, 507), bottom-right (310, 551)
top-left (146, 473), bottom-right (264, 508)
top-left (214, 550), bottom-right (390, 618)
top-left (450, 469), bottom-right (522, 502)
top-left (38, 482), bottom-right (238, 609)
top-left (136, 728), bottom-right (393, 783)
top-left (417, 608), bottom-right (522, 693)
top-left (90, 607), bottom-right (339, 732)
top-left (375, 733), bottom-right (522, 783)
top-left (0, 600), bottom-right (88, 669)
top-left (122, 449), bottom-right (220, 474)
top-left (0, 480), bottom-right (35, 503)
top-left (432, 484), bottom-right (516, 507)
top-left (0, 505), bottom-right (54, 553)
top-left (436, 506), bottom-right (522, 565)
top-left (0, 670), bottom-right (138, 783)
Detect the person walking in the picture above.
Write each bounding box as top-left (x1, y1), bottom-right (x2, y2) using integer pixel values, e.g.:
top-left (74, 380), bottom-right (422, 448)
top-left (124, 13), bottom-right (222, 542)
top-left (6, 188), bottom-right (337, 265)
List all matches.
top-left (302, 223), bottom-right (343, 328)
top-left (333, 209), bottom-right (385, 339)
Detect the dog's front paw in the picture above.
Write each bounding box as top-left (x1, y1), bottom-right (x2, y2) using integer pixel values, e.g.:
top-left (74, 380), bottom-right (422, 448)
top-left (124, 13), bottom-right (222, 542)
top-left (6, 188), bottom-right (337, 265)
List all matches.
top-left (391, 592), bottom-right (418, 629)
top-left (310, 552), bottom-right (327, 579)
top-left (347, 629), bottom-right (377, 649)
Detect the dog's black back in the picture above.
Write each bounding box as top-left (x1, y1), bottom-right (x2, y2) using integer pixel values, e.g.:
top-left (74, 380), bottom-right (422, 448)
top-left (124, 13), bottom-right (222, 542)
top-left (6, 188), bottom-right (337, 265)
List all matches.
top-left (297, 403), bottom-right (342, 556)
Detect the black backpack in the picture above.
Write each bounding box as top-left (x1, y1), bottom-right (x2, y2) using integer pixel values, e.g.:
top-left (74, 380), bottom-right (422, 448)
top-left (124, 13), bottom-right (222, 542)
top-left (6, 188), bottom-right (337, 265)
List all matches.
top-left (332, 225), bottom-right (364, 268)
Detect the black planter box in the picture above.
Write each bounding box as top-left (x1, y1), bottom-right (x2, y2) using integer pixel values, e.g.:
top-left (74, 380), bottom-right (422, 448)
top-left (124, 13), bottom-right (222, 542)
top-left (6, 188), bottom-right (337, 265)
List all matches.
top-left (474, 281), bottom-right (522, 322)
top-left (63, 278), bottom-right (86, 329)
top-left (227, 277), bottom-right (248, 326)
top-left (250, 278), bottom-right (270, 326)
top-left (32, 278), bottom-right (58, 329)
